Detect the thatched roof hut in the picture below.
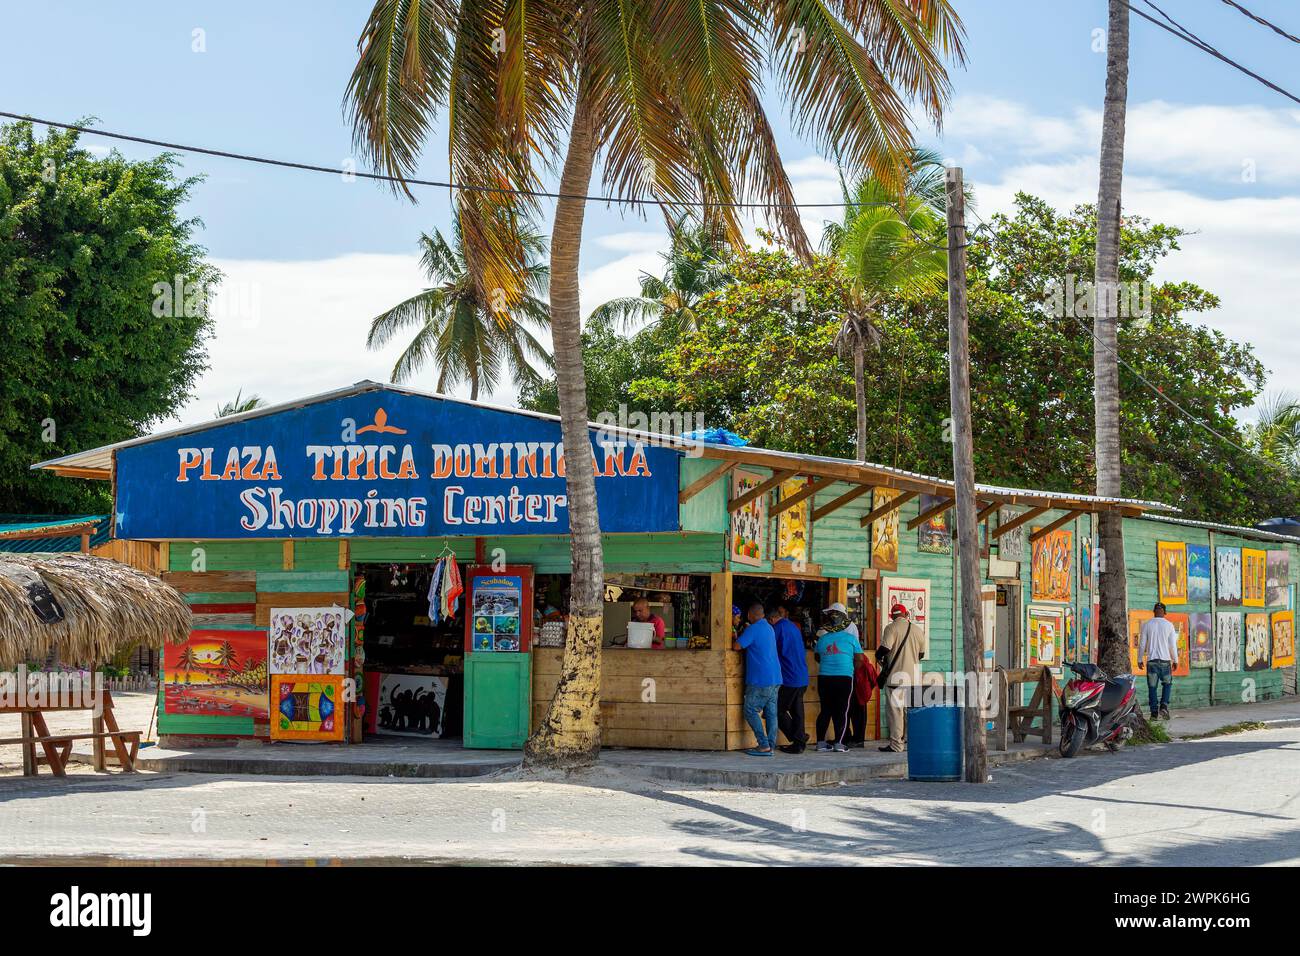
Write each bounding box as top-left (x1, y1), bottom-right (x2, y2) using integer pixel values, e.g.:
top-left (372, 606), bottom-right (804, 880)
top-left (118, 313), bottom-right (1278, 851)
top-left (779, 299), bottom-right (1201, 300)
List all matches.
top-left (0, 553), bottom-right (190, 669)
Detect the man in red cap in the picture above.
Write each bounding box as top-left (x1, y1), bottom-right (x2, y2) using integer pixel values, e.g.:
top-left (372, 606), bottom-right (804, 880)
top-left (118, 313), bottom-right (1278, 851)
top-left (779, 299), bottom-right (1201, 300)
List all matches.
top-left (877, 603), bottom-right (926, 752)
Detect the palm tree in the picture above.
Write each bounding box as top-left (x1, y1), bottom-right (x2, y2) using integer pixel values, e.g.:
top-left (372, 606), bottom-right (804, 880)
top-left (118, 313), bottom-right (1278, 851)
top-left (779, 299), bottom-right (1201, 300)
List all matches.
top-left (1094, 0), bottom-right (1131, 677)
top-left (1251, 393), bottom-right (1300, 469)
top-left (177, 646), bottom-right (198, 684)
top-left (590, 216), bottom-right (733, 332)
top-left (214, 641), bottom-right (238, 684)
top-left (823, 148), bottom-right (948, 461)
top-left (215, 390), bottom-right (265, 418)
top-left (346, 0), bottom-right (966, 769)
top-left (366, 227), bottom-right (553, 400)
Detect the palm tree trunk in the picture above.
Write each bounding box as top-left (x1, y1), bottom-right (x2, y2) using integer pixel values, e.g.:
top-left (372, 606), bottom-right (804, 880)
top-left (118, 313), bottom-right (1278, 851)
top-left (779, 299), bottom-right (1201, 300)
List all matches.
top-left (854, 339), bottom-right (867, 461)
top-left (523, 80), bottom-right (604, 769)
top-left (1095, 0), bottom-right (1130, 677)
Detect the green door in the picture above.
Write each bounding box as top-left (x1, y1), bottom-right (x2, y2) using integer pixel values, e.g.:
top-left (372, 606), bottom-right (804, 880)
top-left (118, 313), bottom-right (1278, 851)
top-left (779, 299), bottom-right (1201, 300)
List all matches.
top-left (463, 652), bottom-right (531, 748)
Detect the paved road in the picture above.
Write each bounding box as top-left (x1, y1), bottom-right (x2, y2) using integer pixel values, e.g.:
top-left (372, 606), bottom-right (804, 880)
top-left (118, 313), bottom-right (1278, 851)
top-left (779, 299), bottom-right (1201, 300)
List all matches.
top-left (2, 724), bottom-right (1298, 865)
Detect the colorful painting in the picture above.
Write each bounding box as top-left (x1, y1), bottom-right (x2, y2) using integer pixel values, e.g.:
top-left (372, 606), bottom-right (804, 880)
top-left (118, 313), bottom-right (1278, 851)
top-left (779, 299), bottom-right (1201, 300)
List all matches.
top-left (1215, 613), bottom-right (1242, 672)
top-left (1215, 547), bottom-right (1242, 606)
top-left (729, 470), bottom-right (767, 567)
top-left (870, 488), bottom-right (902, 572)
top-left (469, 575), bottom-right (523, 652)
top-left (1187, 545), bottom-right (1211, 603)
top-left (1080, 606), bottom-right (1092, 663)
top-left (1266, 551), bottom-right (1290, 607)
top-left (1030, 527), bottom-right (1073, 603)
top-left (376, 672), bottom-right (449, 737)
top-left (774, 478), bottom-right (810, 565)
top-left (268, 606), bottom-right (349, 675)
top-left (1165, 612), bottom-right (1192, 677)
top-left (1064, 606), bottom-right (1077, 662)
top-left (1028, 604), bottom-right (1064, 668)
top-left (879, 576), bottom-right (930, 641)
top-left (1127, 609), bottom-right (1153, 676)
top-left (163, 628), bottom-right (269, 720)
top-left (1189, 612), bottom-right (1213, 669)
top-left (997, 506), bottom-right (1026, 562)
top-left (1243, 548), bottom-right (1267, 608)
top-left (916, 494), bottom-right (952, 554)
top-left (270, 674), bottom-right (344, 741)
top-left (1272, 610), bottom-right (1295, 669)
top-left (1080, 536), bottom-right (1092, 591)
top-left (1245, 612), bottom-right (1272, 670)
top-left (1157, 541), bottom-right (1188, 605)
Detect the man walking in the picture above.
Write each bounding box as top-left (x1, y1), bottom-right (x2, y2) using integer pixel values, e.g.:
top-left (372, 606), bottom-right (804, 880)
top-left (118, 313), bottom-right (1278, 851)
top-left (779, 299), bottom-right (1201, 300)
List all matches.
top-left (877, 603), bottom-right (926, 753)
top-left (770, 602), bottom-right (809, 754)
top-left (1139, 602), bottom-right (1179, 720)
top-left (734, 602), bottom-right (782, 756)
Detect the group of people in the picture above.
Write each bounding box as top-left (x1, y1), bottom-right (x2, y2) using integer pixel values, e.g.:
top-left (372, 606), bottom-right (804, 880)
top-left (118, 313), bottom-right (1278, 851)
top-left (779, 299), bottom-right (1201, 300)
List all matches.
top-left (732, 598), bottom-right (927, 756)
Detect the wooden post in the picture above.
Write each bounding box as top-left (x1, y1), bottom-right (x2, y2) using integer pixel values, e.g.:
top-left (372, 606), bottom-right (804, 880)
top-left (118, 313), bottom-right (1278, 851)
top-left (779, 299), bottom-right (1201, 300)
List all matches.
top-left (946, 167), bottom-right (988, 784)
top-left (710, 571), bottom-right (734, 651)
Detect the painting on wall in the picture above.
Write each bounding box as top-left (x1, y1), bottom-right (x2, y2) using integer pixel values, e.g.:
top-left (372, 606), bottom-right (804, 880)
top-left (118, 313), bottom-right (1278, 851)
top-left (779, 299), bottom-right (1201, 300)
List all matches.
top-left (1165, 612), bottom-right (1192, 677)
top-left (879, 576), bottom-right (930, 642)
top-left (729, 470), bottom-right (767, 567)
top-left (1189, 612), bottom-right (1213, 669)
top-left (1128, 609), bottom-right (1153, 676)
top-left (1243, 548), bottom-right (1267, 607)
top-left (774, 478), bottom-right (810, 565)
top-left (1266, 551), bottom-right (1290, 607)
top-left (268, 606), bottom-right (349, 675)
top-left (1081, 606), bottom-right (1092, 663)
top-left (269, 674), bottom-right (344, 742)
top-left (870, 488), bottom-right (902, 572)
top-left (1157, 541), bottom-right (1188, 605)
top-left (1030, 527), bottom-right (1073, 603)
top-left (997, 506), bottom-right (1026, 563)
top-left (1215, 613), bottom-right (1242, 672)
top-left (1215, 547), bottom-right (1242, 606)
top-left (163, 628), bottom-right (269, 720)
top-left (1186, 545), bottom-right (1211, 603)
top-left (1080, 536), bottom-right (1092, 592)
top-left (916, 494), bottom-right (952, 554)
top-left (376, 672), bottom-right (450, 737)
top-left (1271, 610), bottom-right (1295, 669)
top-left (1028, 604), bottom-right (1065, 668)
top-left (1245, 612), bottom-right (1272, 671)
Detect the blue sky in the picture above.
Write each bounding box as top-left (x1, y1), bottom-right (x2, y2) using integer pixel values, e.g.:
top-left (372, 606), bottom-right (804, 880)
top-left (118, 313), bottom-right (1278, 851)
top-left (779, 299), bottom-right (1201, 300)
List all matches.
top-left (4, 0), bottom-right (1299, 423)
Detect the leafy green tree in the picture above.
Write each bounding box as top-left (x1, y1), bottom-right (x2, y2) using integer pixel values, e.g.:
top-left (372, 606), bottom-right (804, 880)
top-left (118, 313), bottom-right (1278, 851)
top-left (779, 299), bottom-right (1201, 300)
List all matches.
top-left (0, 121), bottom-right (216, 513)
top-left (366, 226), bottom-right (552, 400)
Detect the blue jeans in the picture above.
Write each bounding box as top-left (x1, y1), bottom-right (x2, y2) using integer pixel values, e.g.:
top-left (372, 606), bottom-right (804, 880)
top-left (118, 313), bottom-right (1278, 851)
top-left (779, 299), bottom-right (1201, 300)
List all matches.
top-left (743, 684), bottom-right (780, 749)
top-left (1146, 660), bottom-right (1172, 713)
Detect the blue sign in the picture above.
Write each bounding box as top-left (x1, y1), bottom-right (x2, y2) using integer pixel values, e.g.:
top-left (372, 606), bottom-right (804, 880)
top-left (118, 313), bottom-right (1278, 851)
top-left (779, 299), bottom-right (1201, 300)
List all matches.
top-left (115, 390), bottom-right (681, 539)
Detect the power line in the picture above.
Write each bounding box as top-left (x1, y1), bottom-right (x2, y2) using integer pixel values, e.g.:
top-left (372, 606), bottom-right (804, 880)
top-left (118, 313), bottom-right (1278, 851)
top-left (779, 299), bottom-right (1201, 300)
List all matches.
top-left (1219, 0), bottom-right (1300, 45)
top-left (1118, 0), bottom-right (1300, 106)
top-left (0, 108), bottom-right (906, 213)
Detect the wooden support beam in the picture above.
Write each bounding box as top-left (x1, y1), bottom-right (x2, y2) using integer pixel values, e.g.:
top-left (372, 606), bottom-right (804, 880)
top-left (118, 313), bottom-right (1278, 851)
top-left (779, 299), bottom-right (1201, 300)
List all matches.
top-left (678, 460), bottom-right (736, 504)
top-left (976, 500), bottom-right (1002, 522)
top-left (771, 476), bottom-right (836, 516)
top-left (811, 483), bottom-right (872, 522)
top-left (282, 540), bottom-right (295, 571)
top-left (338, 540), bottom-right (350, 571)
top-left (728, 469), bottom-right (798, 512)
top-left (991, 505), bottom-right (1050, 539)
top-left (79, 533), bottom-right (90, 554)
top-left (906, 496), bottom-right (954, 531)
top-left (1028, 509), bottom-right (1085, 542)
top-left (710, 571), bottom-right (733, 651)
top-left (859, 490), bottom-right (918, 528)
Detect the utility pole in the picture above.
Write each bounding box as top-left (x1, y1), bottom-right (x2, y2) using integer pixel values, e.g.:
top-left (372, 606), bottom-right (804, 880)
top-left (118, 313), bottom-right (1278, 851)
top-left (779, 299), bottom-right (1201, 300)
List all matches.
top-left (945, 166), bottom-right (988, 784)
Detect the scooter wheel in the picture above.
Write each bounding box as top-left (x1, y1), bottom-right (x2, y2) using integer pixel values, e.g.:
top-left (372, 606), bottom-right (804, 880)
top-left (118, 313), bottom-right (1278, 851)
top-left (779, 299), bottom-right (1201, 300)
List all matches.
top-left (1059, 715), bottom-right (1086, 758)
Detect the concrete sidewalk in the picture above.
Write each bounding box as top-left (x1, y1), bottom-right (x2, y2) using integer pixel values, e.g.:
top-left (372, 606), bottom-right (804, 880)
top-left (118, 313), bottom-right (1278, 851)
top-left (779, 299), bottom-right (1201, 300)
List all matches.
top-left (1164, 696), bottom-right (1300, 738)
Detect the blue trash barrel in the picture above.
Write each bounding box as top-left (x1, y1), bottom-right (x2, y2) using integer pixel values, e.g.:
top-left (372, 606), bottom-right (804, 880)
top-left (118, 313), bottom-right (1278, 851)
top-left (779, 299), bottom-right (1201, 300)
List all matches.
top-left (907, 705), bottom-right (963, 781)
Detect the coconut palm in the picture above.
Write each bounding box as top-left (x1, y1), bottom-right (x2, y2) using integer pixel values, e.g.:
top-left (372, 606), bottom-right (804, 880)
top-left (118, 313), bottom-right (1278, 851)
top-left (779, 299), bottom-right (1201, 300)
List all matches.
top-left (1094, 0), bottom-right (1131, 677)
top-left (1251, 392), bottom-right (1300, 469)
top-left (366, 227), bottom-right (552, 400)
top-left (177, 645), bottom-right (198, 682)
top-left (822, 148), bottom-right (948, 460)
top-left (346, 0), bottom-right (966, 769)
top-left (215, 390), bottom-right (265, 418)
top-left (214, 641), bottom-right (239, 683)
top-left (590, 216), bottom-right (733, 332)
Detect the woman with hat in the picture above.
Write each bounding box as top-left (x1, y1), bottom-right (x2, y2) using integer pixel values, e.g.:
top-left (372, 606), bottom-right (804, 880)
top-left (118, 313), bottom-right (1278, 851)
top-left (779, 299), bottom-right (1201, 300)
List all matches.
top-left (812, 607), bottom-right (863, 752)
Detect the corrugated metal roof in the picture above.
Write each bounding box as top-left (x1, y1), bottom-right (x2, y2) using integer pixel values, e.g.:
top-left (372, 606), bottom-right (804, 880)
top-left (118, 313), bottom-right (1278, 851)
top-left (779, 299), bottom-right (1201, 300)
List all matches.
top-left (1143, 512), bottom-right (1300, 546)
top-left (0, 515), bottom-right (111, 552)
top-left (30, 379), bottom-right (1178, 516)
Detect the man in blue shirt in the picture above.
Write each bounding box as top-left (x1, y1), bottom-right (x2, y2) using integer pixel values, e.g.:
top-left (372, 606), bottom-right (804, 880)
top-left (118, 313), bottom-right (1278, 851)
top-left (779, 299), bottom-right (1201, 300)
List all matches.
top-left (733, 602), bottom-right (782, 756)
top-left (769, 602), bottom-right (810, 754)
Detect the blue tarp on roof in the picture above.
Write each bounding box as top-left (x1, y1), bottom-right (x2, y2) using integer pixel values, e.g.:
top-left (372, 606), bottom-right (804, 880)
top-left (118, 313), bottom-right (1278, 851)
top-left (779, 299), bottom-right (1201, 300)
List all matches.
top-left (0, 515), bottom-right (111, 553)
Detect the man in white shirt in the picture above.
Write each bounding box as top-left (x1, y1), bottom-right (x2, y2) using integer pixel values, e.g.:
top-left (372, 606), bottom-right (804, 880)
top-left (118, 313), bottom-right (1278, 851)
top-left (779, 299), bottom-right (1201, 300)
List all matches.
top-left (1138, 602), bottom-right (1179, 720)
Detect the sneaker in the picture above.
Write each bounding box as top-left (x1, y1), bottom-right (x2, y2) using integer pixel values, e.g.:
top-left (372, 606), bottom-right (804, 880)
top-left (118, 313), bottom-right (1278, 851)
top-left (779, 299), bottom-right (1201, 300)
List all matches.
top-left (816, 741), bottom-right (832, 752)
top-left (777, 744), bottom-right (802, 755)
top-left (1160, 705), bottom-right (1171, 720)
top-left (879, 745), bottom-right (902, 753)
top-left (832, 743), bottom-right (849, 753)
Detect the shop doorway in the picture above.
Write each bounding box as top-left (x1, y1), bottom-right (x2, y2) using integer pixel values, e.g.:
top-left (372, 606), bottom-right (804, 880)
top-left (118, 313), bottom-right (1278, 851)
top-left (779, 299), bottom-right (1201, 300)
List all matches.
top-left (356, 561), bottom-right (465, 744)
top-left (995, 584), bottom-right (1020, 671)
top-left (731, 575), bottom-right (831, 644)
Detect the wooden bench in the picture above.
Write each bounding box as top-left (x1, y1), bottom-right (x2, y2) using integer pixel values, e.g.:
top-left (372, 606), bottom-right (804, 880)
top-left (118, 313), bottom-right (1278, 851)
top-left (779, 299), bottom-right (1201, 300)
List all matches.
top-left (0, 688), bottom-right (142, 777)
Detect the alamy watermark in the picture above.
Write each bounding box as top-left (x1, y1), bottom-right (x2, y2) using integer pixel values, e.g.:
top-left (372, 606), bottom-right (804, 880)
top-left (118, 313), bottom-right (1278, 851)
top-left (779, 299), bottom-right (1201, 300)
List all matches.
top-left (1043, 274), bottom-right (1152, 322)
top-left (593, 403), bottom-right (708, 458)
top-left (1, 665), bottom-right (105, 715)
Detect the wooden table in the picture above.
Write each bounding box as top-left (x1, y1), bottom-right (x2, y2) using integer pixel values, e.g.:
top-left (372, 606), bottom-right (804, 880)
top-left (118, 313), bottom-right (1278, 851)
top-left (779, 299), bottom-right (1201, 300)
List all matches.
top-left (0, 687), bottom-right (141, 776)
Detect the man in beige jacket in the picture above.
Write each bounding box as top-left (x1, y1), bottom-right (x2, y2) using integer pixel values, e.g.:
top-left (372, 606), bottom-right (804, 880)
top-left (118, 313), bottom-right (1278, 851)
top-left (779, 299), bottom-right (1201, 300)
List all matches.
top-left (877, 603), bottom-right (927, 752)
